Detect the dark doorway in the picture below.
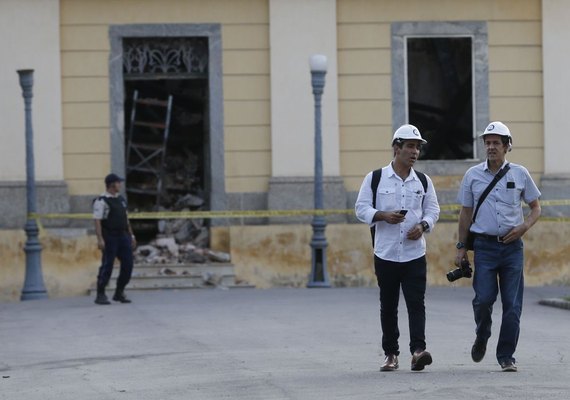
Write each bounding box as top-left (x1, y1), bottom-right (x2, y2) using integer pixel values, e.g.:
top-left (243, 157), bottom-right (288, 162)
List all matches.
top-left (407, 37), bottom-right (473, 160)
top-left (124, 79), bottom-right (208, 242)
top-left (122, 37), bottom-right (209, 242)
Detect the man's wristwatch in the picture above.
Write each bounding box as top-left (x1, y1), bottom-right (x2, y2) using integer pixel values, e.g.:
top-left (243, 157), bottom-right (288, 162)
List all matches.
top-left (456, 242), bottom-right (466, 249)
top-left (420, 221), bottom-right (429, 232)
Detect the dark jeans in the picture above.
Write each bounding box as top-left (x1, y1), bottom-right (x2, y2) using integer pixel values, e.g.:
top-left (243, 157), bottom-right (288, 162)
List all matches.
top-left (97, 233), bottom-right (133, 294)
top-left (473, 237), bottom-right (524, 364)
top-left (374, 255), bottom-right (427, 356)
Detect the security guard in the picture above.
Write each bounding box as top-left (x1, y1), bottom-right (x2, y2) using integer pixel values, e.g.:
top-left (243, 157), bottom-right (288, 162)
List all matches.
top-left (93, 173), bottom-right (136, 305)
top-left (455, 121), bottom-right (541, 372)
top-left (356, 125), bottom-right (440, 372)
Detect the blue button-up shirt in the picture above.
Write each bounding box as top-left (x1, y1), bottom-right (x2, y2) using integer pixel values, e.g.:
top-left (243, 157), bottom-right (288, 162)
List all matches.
top-left (355, 163), bottom-right (440, 263)
top-left (457, 160), bottom-right (541, 236)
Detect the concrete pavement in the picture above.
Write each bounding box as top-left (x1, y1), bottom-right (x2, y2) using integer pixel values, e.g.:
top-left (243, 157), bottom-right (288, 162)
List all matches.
top-left (1, 286), bottom-right (569, 400)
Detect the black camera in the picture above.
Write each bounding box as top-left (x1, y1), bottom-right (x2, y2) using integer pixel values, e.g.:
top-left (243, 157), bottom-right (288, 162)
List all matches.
top-left (446, 259), bottom-right (472, 282)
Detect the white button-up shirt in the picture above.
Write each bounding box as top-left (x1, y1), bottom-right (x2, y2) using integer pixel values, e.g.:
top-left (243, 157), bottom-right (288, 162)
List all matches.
top-left (355, 163), bottom-right (440, 262)
top-left (457, 160), bottom-right (541, 236)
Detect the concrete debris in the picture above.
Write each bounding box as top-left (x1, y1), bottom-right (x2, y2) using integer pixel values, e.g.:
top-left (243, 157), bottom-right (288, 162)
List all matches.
top-left (134, 238), bottom-right (230, 265)
top-left (136, 245), bottom-right (159, 259)
top-left (155, 237), bottom-right (179, 257)
top-left (157, 215), bottom-right (207, 245)
top-left (159, 268), bottom-right (177, 276)
top-left (205, 249), bottom-right (231, 263)
top-left (174, 194), bottom-right (204, 210)
top-left (202, 272), bottom-right (224, 287)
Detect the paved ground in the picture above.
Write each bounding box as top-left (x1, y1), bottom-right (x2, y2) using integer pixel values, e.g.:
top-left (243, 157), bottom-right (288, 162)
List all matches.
top-left (1, 286), bottom-right (569, 400)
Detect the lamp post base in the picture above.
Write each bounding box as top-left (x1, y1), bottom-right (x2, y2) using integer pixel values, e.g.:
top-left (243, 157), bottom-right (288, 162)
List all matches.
top-left (20, 219), bottom-right (48, 301)
top-left (307, 217), bottom-right (331, 288)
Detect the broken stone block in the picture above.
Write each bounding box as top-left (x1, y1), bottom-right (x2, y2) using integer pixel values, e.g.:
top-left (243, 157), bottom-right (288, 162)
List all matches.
top-left (173, 220), bottom-right (195, 243)
top-left (192, 227), bottom-right (209, 248)
top-left (136, 245), bottom-right (159, 259)
top-left (174, 194), bottom-right (204, 210)
top-left (159, 267), bottom-right (177, 276)
top-left (205, 249), bottom-right (231, 263)
top-left (179, 243), bottom-right (197, 253)
top-left (154, 237), bottom-right (179, 257)
top-left (181, 251), bottom-right (207, 264)
top-left (202, 272), bottom-right (223, 287)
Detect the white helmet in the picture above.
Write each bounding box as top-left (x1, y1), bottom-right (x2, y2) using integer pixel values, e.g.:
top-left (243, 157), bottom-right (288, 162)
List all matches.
top-left (480, 121), bottom-right (512, 150)
top-left (392, 124), bottom-right (427, 145)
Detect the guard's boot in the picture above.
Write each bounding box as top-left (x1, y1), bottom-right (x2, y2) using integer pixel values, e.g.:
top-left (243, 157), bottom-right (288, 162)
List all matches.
top-left (94, 288), bottom-right (111, 305)
top-left (112, 290), bottom-right (132, 303)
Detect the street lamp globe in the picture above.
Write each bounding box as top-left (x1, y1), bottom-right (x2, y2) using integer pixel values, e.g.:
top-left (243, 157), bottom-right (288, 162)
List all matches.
top-left (309, 54), bottom-right (327, 73)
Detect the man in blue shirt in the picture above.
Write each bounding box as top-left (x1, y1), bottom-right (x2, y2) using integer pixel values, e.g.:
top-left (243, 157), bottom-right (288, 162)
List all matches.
top-left (455, 121), bottom-right (541, 372)
top-left (356, 125), bottom-right (440, 372)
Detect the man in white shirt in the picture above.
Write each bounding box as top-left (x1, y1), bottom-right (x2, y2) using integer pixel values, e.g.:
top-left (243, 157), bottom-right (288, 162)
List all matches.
top-left (355, 125), bottom-right (440, 372)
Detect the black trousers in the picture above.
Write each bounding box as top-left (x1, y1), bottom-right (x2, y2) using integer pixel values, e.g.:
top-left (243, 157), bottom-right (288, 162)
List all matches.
top-left (97, 233), bottom-right (133, 294)
top-left (374, 255), bottom-right (427, 356)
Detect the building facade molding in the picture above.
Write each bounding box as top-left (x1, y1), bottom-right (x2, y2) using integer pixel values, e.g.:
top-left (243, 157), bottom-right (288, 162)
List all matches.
top-left (391, 21), bottom-right (489, 174)
top-left (108, 23), bottom-right (226, 213)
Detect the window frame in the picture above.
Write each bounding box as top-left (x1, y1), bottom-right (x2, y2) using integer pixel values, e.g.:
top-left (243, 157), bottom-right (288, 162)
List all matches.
top-left (391, 21), bottom-right (489, 175)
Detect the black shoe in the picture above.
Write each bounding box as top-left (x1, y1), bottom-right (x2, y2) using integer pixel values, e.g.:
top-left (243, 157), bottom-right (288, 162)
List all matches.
top-left (411, 350), bottom-right (432, 371)
top-left (500, 360), bottom-right (517, 372)
top-left (471, 337), bottom-right (487, 363)
top-left (94, 293), bottom-right (111, 305)
top-left (112, 292), bottom-right (132, 303)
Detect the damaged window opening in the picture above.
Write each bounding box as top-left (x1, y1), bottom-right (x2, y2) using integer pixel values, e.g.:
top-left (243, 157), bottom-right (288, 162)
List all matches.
top-left (406, 36), bottom-right (474, 160)
top-left (123, 37), bottom-right (210, 246)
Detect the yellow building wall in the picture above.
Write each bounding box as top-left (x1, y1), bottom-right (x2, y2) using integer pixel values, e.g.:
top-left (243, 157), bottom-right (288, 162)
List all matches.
top-left (60, 0), bottom-right (270, 196)
top-left (337, 0), bottom-right (543, 191)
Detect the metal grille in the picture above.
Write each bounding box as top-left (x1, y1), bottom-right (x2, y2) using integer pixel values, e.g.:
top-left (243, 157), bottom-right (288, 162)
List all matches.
top-left (123, 38), bottom-right (208, 76)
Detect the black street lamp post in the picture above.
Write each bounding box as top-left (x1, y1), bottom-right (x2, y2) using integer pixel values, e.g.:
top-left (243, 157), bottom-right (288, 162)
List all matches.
top-left (18, 69), bottom-right (48, 301)
top-left (307, 55), bottom-right (331, 288)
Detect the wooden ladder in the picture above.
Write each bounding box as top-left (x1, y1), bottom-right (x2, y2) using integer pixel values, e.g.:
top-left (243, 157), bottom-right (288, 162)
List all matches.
top-left (125, 90), bottom-right (173, 209)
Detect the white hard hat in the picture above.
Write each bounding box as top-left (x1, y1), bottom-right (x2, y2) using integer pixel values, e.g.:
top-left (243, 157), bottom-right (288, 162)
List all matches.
top-left (480, 121), bottom-right (512, 140)
top-left (392, 124), bottom-right (427, 145)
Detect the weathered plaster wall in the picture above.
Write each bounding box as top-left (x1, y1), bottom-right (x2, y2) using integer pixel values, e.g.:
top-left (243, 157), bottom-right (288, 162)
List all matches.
top-left (0, 230), bottom-right (100, 303)
top-left (2, 221), bottom-right (568, 303)
top-left (230, 221), bottom-right (570, 288)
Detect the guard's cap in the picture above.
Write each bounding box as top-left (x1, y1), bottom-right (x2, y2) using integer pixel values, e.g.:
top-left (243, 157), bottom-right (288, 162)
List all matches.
top-left (104, 173), bottom-right (124, 186)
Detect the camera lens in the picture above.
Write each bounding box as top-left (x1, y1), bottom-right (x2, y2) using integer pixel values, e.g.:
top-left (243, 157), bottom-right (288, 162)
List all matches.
top-left (446, 268), bottom-right (463, 282)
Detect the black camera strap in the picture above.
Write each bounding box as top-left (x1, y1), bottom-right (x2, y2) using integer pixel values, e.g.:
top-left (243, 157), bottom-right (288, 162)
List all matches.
top-left (472, 163), bottom-right (511, 223)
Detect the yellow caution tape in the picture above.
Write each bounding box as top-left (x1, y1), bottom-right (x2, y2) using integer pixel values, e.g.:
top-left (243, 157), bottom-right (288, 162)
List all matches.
top-left (29, 209), bottom-right (355, 221)
top-left (26, 199), bottom-right (570, 222)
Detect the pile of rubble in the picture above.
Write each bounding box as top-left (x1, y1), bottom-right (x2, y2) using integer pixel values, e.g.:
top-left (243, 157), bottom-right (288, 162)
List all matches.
top-left (134, 193), bottom-right (231, 265)
top-left (135, 237), bottom-right (231, 264)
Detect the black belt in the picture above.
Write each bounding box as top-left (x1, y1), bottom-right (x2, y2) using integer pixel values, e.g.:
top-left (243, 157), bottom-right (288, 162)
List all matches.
top-left (474, 233), bottom-right (506, 243)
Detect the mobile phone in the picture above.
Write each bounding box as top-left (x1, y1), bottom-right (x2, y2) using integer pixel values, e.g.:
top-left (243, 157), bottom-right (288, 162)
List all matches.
top-left (399, 210), bottom-right (408, 215)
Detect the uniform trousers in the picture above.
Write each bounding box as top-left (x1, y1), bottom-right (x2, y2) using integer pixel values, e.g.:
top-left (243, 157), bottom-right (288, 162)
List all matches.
top-left (97, 233), bottom-right (133, 294)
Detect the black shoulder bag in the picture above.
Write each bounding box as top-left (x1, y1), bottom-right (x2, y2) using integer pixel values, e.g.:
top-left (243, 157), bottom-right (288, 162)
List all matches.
top-left (466, 163), bottom-right (510, 250)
